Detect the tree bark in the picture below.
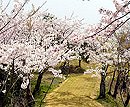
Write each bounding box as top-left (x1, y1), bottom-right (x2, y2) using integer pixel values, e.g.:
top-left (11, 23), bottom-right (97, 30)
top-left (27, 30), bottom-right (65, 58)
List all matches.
top-left (13, 79), bottom-right (26, 107)
top-left (98, 63), bottom-right (108, 99)
top-left (26, 82), bottom-right (35, 107)
top-left (108, 69), bottom-right (116, 95)
top-left (79, 59), bottom-right (81, 68)
top-left (32, 71), bottom-right (45, 97)
top-left (112, 72), bottom-right (120, 99)
top-left (124, 92), bottom-right (130, 107)
top-left (99, 73), bottom-right (106, 98)
top-left (0, 92), bottom-right (4, 107)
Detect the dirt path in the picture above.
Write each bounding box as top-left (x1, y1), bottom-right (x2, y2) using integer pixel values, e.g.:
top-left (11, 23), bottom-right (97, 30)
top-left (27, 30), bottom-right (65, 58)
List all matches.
top-left (45, 74), bottom-right (104, 107)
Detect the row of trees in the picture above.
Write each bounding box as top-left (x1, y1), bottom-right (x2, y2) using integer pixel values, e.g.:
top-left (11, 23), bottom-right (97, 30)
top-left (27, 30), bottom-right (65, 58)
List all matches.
top-left (0, 0), bottom-right (129, 107)
top-left (86, 0), bottom-right (130, 106)
top-left (0, 0), bottom-right (85, 106)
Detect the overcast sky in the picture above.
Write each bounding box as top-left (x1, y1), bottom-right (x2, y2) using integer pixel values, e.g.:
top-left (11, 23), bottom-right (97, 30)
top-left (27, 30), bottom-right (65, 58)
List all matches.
top-left (2, 0), bottom-right (116, 24)
top-left (31, 0), bottom-right (116, 24)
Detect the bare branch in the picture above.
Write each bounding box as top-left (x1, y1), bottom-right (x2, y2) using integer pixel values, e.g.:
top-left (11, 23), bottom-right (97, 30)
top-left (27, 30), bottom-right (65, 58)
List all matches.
top-left (0, 1), bottom-right (47, 36)
top-left (85, 11), bottom-right (130, 39)
top-left (0, 0), bottom-right (28, 32)
top-left (85, 1), bottom-right (130, 39)
top-left (27, 1), bottom-right (47, 18)
top-left (1, 0), bottom-right (11, 13)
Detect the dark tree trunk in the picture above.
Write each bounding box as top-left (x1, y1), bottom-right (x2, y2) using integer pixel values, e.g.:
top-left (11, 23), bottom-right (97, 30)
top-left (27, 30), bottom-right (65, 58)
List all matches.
top-left (66, 60), bottom-right (70, 77)
top-left (98, 64), bottom-right (108, 99)
top-left (13, 79), bottom-right (26, 107)
top-left (99, 74), bottom-right (106, 98)
top-left (27, 83), bottom-right (35, 107)
top-left (61, 61), bottom-right (67, 75)
top-left (112, 72), bottom-right (120, 99)
top-left (32, 71), bottom-right (45, 97)
top-left (108, 69), bottom-right (116, 95)
top-left (0, 92), bottom-right (4, 107)
top-left (85, 53), bottom-right (90, 63)
top-left (79, 59), bottom-right (81, 68)
top-left (11, 59), bottom-right (15, 91)
top-left (124, 92), bottom-right (130, 107)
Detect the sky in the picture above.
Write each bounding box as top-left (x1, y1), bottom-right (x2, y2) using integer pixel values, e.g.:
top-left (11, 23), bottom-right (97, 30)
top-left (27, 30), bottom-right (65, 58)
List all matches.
top-left (2, 0), bottom-right (116, 24)
top-left (29, 0), bottom-right (116, 24)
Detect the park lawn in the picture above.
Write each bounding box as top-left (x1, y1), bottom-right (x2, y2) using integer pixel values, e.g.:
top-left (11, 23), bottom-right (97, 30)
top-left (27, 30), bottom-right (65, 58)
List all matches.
top-left (31, 60), bottom-right (100, 107)
top-left (55, 59), bottom-right (101, 70)
top-left (32, 60), bottom-right (124, 107)
top-left (45, 74), bottom-right (103, 107)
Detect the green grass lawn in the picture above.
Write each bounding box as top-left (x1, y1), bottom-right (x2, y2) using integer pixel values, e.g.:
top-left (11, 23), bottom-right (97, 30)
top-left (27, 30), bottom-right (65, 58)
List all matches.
top-left (31, 72), bottom-right (65, 107)
top-left (31, 60), bottom-right (129, 107)
top-left (55, 59), bottom-right (101, 70)
top-left (97, 94), bottom-right (125, 107)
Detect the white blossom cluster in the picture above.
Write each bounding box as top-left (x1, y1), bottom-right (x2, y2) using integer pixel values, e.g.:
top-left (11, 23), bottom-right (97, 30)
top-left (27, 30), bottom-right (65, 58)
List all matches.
top-left (0, 0), bottom-right (129, 91)
top-left (0, 10), bottom-right (84, 90)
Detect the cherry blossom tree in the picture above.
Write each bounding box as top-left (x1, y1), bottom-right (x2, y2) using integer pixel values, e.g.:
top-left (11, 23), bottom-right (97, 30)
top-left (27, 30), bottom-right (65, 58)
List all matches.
top-left (83, 0), bottom-right (130, 105)
top-left (0, 1), bottom-right (85, 106)
top-left (0, 0), bottom-right (129, 107)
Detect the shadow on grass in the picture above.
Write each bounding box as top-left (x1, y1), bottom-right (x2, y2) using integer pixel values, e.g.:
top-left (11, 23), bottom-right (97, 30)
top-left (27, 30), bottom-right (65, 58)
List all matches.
top-left (96, 94), bottom-right (124, 107)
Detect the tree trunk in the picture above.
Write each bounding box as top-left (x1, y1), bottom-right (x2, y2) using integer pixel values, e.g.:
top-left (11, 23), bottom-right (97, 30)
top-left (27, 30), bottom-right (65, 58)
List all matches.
top-left (13, 96), bottom-right (26, 107)
top-left (112, 72), bottom-right (120, 99)
top-left (0, 92), bottom-right (4, 107)
top-left (108, 69), bottom-right (116, 95)
top-left (98, 63), bottom-right (108, 99)
top-left (124, 92), bottom-right (130, 107)
top-left (13, 79), bottom-right (26, 107)
top-left (79, 59), bottom-right (81, 68)
top-left (99, 74), bottom-right (106, 98)
top-left (26, 83), bottom-right (35, 107)
top-left (32, 71), bottom-right (44, 97)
